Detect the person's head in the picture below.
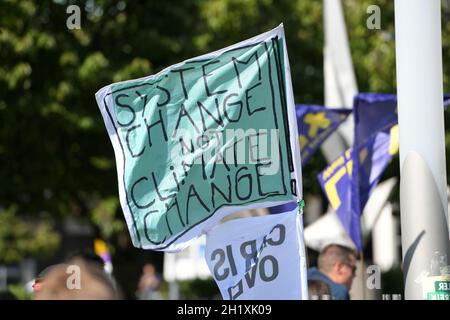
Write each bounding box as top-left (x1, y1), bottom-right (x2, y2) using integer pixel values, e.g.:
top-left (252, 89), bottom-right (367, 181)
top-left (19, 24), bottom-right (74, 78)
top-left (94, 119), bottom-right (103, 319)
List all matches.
top-left (32, 264), bottom-right (60, 293)
top-left (318, 244), bottom-right (358, 290)
top-left (33, 260), bottom-right (117, 300)
top-left (143, 263), bottom-right (156, 275)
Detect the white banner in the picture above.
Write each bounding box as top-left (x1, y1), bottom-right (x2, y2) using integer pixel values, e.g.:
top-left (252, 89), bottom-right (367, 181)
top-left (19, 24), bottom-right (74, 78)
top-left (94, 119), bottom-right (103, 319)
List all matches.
top-left (205, 209), bottom-right (308, 300)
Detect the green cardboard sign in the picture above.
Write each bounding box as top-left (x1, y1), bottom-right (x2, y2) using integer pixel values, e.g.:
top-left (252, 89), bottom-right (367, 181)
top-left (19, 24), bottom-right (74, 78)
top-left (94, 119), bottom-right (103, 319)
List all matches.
top-left (96, 25), bottom-right (299, 250)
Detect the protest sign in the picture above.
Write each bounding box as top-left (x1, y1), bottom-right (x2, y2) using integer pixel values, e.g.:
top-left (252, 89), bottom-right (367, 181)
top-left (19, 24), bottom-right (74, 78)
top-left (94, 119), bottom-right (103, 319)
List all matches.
top-left (205, 209), bottom-right (307, 300)
top-left (95, 25), bottom-right (302, 250)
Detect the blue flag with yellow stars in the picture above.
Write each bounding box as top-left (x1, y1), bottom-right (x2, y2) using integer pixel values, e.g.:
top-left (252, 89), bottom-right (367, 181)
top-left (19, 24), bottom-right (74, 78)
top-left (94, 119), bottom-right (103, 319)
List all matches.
top-left (319, 93), bottom-right (450, 251)
top-left (297, 104), bottom-right (351, 165)
top-left (318, 124), bottom-right (399, 251)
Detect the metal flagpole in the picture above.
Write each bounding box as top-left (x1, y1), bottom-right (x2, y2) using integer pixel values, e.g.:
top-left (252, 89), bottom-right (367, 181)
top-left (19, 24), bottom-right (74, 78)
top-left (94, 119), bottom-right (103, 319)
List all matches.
top-left (321, 0), bottom-right (358, 162)
top-left (395, 0), bottom-right (450, 299)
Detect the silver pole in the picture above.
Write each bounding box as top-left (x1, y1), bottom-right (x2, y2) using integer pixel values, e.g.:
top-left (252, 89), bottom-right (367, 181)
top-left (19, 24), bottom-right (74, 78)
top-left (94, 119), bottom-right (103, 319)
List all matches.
top-left (169, 280), bottom-right (180, 300)
top-left (321, 0), bottom-right (358, 162)
top-left (0, 266), bottom-right (7, 292)
top-left (395, 0), bottom-right (450, 299)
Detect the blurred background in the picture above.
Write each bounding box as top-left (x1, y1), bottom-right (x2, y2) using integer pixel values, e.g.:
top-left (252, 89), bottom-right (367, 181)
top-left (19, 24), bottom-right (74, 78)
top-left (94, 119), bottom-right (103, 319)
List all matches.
top-left (1, 0), bottom-right (450, 299)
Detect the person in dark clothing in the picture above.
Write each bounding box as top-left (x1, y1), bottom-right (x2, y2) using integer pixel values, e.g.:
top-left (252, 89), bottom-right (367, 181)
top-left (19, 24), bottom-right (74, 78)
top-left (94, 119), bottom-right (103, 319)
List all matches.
top-left (308, 244), bottom-right (358, 300)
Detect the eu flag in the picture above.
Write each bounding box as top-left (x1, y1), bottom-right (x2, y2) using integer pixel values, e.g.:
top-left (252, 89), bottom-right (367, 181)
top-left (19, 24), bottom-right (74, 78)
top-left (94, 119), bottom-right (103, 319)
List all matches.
top-left (319, 93), bottom-right (449, 250)
top-left (297, 104), bottom-right (351, 165)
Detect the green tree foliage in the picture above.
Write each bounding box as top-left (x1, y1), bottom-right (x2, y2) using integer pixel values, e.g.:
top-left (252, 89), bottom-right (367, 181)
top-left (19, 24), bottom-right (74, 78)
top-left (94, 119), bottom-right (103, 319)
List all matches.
top-left (1, 0), bottom-right (450, 265)
top-left (0, 206), bottom-right (60, 264)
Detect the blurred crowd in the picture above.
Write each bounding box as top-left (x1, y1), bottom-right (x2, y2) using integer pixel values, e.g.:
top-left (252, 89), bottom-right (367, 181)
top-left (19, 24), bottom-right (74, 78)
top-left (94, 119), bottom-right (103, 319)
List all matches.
top-left (26, 243), bottom-right (358, 300)
top-left (29, 250), bottom-right (163, 300)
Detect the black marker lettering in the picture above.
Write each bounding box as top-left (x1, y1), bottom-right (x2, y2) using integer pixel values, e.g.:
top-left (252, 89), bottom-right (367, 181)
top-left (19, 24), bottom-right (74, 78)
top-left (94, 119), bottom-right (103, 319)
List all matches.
top-left (232, 51), bottom-right (261, 88)
top-left (125, 124), bottom-right (145, 158)
top-left (115, 93), bottom-right (136, 127)
top-left (245, 82), bottom-right (265, 115)
top-left (145, 109), bottom-right (168, 147)
top-left (202, 60), bottom-right (227, 97)
top-left (171, 67), bottom-right (194, 99)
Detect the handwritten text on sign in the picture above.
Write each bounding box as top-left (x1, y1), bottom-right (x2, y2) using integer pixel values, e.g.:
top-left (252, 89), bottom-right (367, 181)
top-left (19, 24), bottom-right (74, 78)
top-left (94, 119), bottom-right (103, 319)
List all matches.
top-left (102, 37), bottom-right (296, 249)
